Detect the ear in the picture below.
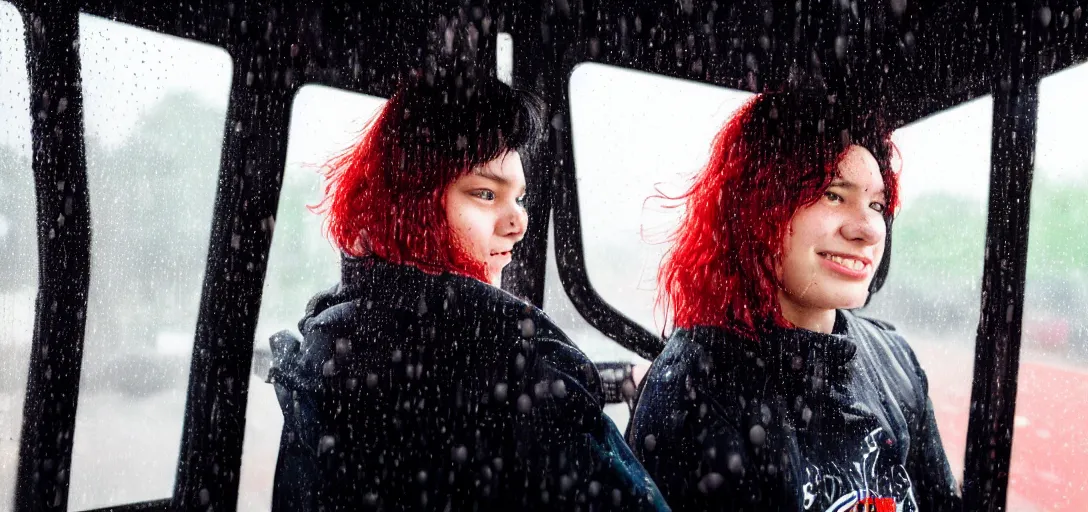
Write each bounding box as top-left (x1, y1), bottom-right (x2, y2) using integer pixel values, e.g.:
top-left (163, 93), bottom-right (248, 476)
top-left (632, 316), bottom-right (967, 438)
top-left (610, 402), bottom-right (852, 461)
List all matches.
top-left (864, 215), bottom-right (893, 307)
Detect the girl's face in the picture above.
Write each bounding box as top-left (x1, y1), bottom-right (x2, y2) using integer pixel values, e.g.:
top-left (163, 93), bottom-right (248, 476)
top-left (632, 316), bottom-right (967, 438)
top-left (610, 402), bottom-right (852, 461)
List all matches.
top-left (777, 145), bottom-right (888, 331)
top-left (444, 151), bottom-right (528, 286)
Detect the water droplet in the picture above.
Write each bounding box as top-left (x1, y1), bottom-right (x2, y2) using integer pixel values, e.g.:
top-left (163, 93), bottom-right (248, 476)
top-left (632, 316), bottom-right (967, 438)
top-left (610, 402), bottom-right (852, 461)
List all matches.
top-left (699, 472), bottom-right (725, 492)
top-left (519, 318), bottom-right (536, 337)
top-left (534, 381), bottom-right (549, 398)
top-left (749, 424), bottom-right (767, 445)
top-left (889, 0), bottom-right (908, 16)
top-left (834, 36), bottom-right (847, 60)
top-left (643, 434), bottom-right (657, 452)
top-left (550, 379), bottom-right (567, 398)
top-left (517, 393), bottom-right (532, 413)
top-left (319, 435), bottom-right (336, 454)
top-left (452, 445), bottom-right (468, 463)
top-left (589, 480), bottom-right (601, 496)
top-left (727, 453), bottom-right (744, 474)
top-left (493, 382), bottom-right (508, 402)
top-left (1038, 6), bottom-right (1052, 27)
top-left (560, 474), bottom-right (573, 492)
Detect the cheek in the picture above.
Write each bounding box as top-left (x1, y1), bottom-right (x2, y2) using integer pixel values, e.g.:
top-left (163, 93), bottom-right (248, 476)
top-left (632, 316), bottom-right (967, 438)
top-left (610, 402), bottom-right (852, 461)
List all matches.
top-left (780, 219), bottom-right (820, 262)
top-left (872, 236), bottom-right (887, 268)
top-left (447, 205), bottom-right (493, 252)
top-left (445, 200), bottom-right (469, 238)
top-left (779, 249), bottom-right (811, 290)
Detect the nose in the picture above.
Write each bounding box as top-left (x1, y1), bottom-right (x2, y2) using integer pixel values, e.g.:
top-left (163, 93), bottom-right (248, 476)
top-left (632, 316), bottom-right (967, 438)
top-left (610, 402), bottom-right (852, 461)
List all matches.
top-left (840, 206), bottom-right (884, 246)
top-left (499, 201), bottom-right (528, 241)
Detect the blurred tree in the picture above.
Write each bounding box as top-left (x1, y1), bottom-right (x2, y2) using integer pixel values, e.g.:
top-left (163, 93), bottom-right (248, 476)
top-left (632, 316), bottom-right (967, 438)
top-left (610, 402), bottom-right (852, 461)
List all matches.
top-left (82, 90), bottom-right (224, 356)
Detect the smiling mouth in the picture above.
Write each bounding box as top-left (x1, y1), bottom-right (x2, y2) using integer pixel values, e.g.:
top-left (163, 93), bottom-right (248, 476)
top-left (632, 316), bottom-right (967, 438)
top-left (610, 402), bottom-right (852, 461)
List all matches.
top-left (817, 252), bottom-right (871, 272)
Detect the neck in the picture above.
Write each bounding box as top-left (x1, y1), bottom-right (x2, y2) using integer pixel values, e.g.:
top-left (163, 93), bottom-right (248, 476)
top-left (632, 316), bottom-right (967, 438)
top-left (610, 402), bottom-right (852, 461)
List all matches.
top-left (777, 292), bottom-right (837, 334)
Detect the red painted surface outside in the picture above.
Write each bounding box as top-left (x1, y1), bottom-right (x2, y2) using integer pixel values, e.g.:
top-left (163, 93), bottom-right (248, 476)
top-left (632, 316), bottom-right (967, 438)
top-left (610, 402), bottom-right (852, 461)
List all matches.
top-left (914, 340), bottom-right (1088, 512)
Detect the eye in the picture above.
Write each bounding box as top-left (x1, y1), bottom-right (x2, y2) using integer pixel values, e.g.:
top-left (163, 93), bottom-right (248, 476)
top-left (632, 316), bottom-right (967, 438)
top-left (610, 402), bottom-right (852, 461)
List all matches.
top-left (870, 201), bottom-right (887, 213)
top-left (515, 194), bottom-right (527, 207)
top-left (824, 190), bottom-right (843, 203)
top-left (471, 189), bottom-right (496, 201)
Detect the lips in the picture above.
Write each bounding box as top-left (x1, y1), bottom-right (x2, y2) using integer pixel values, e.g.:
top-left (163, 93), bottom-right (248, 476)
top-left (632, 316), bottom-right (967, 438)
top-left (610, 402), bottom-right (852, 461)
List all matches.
top-left (817, 251), bottom-right (872, 278)
top-left (490, 250), bottom-right (513, 258)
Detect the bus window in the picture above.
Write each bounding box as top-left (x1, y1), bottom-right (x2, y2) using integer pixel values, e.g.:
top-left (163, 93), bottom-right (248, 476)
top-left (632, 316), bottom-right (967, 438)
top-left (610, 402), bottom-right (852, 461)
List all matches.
top-left (861, 95), bottom-right (994, 488)
top-left (545, 63), bottom-right (751, 428)
top-left (240, 85), bottom-right (386, 511)
top-left (563, 63), bottom-right (753, 339)
top-left (66, 14), bottom-right (230, 510)
top-left (1010, 60), bottom-right (1088, 510)
top-left (0, 1), bottom-right (35, 505)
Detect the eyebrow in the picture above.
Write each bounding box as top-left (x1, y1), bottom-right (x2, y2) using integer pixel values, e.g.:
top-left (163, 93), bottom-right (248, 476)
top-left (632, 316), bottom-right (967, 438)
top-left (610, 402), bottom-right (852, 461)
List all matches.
top-left (473, 168), bottom-right (525, 193)
top-left (473, 167), bottom-right (511, 184)
top-left (829, 178), bottom-right (886, 196)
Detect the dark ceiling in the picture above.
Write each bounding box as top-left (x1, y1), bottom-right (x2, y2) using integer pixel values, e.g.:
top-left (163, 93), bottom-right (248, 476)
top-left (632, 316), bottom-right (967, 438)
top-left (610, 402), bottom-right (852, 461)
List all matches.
top-left (9, 0), bottom-right (1086, 127)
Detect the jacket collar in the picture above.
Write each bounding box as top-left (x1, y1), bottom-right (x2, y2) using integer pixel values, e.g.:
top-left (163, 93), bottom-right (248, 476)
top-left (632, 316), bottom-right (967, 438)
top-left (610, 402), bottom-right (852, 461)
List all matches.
top-left (336, 255), bottom-right (529, 318)
top-left (684, 310), bottom-right (859, 388)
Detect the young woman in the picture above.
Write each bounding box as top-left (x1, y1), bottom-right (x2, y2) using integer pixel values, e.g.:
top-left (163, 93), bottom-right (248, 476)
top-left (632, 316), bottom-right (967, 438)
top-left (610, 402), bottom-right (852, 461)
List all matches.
top-left (626, 89), bottom-right (961, 511)
top-left (266, 74), bottom-right (667, 511)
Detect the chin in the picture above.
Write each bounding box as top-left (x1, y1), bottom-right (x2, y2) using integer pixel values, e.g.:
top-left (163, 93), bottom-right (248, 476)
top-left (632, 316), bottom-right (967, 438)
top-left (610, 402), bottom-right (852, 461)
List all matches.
top-left (829, 293), bottom-right (869, 310)
top-left (806, 289), bottom-right (869, 311)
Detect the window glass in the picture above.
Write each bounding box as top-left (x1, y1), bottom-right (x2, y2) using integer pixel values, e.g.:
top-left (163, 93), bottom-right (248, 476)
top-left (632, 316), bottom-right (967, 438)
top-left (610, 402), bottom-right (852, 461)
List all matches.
top-left (543, 217), bottom-right (641, 429)
top-left (238, 85), bottom-right (386, 511)
top-left (566, 62), bottom-right (753, 339)
top-left (68, 14), bottom-right (231, 509)
top-left (0, 1), bottom-right (36, 505)
top-left (1009, 60), bottom-right (1088, 511)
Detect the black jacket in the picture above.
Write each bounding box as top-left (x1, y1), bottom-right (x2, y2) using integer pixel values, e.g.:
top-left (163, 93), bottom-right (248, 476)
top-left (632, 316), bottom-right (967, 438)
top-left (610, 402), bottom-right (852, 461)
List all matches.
top-left (626, 310), bottom-right (961, 511)
top-left (268, 256), bottom-right (668, 511)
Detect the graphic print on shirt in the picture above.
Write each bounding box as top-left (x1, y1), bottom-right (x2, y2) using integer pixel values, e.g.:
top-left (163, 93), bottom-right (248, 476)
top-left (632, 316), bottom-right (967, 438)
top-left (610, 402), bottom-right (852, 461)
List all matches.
top-left (800, 428), bottom-right (918, 512)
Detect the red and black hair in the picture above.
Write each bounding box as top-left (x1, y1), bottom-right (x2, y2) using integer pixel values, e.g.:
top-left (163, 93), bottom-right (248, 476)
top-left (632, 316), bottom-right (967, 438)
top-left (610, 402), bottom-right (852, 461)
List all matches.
top-left (316, 75), bottom-right (545, 282)
top-left (657, 88), bottom-right (899, 339)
